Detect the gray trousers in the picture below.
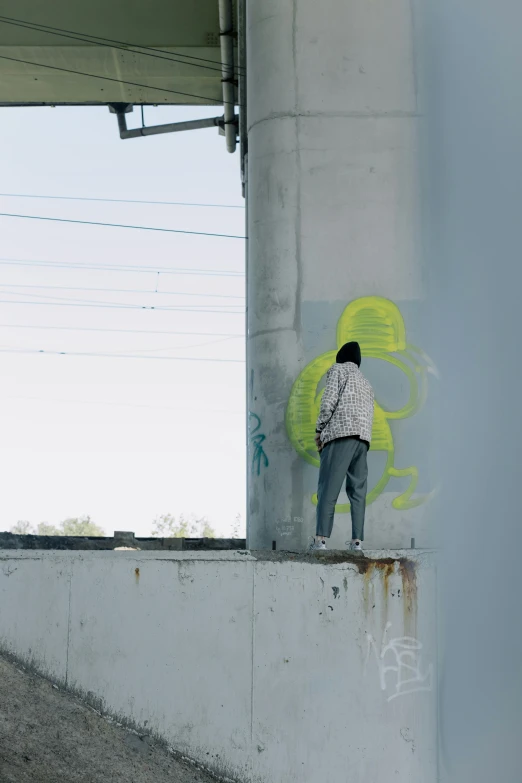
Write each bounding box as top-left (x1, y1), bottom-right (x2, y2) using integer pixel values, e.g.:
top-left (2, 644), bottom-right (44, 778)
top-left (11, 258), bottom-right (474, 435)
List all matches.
top-left (316, 437), bottom-right (369, 540)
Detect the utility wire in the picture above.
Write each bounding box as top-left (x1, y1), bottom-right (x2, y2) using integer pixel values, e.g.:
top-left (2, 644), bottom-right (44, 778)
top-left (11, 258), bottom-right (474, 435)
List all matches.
top-left (0, 287), bottom-right (244, 309)
top-left (0, 347), bottom-right (244, 363)
top-left (0, 192), bottom-right (244, 209)
top-left (2, 394), bottom-right (245, 415)
top-left (0, 299), bottom-right (244, 314)
top-left (0, 212), bottom-right (246, 239)
top-left (0, 282), bottom-right (245, 299)
top-left (0, 52), bottom-right (238, 107)
top-left (0, 336), bottom-right (241, 358)
top-left (0, 16), bottom-right (237, 77)
top-left (0, 258), bottom-right (244, 277)
top-left (111, 335), bottom-right (241, 353)
top-left (0, 324), bottom-right (244, 338)
top-left (0, 14), bottom-right (245, 74)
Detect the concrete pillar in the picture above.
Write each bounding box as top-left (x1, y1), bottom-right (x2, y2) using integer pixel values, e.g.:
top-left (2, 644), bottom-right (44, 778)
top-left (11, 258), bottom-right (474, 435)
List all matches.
top-left (246, 0), bottom-right (434, 550)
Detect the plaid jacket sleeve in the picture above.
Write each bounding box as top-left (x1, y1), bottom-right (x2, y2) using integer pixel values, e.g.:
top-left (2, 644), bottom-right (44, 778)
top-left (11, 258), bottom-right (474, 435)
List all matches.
top-left (315, 366), bottom-right (340, 433)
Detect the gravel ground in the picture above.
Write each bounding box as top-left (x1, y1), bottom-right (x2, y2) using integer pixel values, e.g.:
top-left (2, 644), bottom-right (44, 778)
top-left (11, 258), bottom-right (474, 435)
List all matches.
top-left (0, 654), bottom-right (217, 783)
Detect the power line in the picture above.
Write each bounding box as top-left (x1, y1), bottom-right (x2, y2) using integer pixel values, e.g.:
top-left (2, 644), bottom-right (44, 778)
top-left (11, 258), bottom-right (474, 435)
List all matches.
top-left (0, 192), bottom-right (244, 209)
top-left (0, 258), bottom-right (244, 277)
top-left (0, 335), bottom-right (242, 357)
top-left (2, 394), bottom-right (245, 416)
top-left (0, 282), bottom-right (245, 299)
top-left (110, 335), bottom-right (241, 353)
top-left (0, 324), bottom-right (243, 338)
top-left (0, 287), bottom-right (244, 309)
top-left (0, 14), bottom-right (245, 75)
top-left (0, 52), bottom-right (238, 108)
top-left (0, 347), bottom-right (244, 363)
top-left (0, 212), bottom-right (246, 239)
top-left (0, 16), bottom-right (238, 77)
top-left (46, 335), bottom-right (244, 355)
top-left (0, 299), bottom-right (244, 314)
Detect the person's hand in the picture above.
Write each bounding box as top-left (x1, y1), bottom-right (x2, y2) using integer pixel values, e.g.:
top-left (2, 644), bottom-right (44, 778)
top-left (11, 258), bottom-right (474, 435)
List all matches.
top-left (315, 433), bottom-right (322, 452)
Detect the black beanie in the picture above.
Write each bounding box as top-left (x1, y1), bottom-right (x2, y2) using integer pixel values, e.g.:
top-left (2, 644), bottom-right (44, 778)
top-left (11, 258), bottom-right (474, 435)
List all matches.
top-left (336, 341), bottom-right (361, 367)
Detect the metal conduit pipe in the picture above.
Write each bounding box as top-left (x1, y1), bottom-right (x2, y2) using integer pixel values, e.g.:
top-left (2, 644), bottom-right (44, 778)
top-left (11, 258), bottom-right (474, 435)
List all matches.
top-left (218, 0), bottom-right (238, 153)
top-left (112, 106), bottom-right (224, 139)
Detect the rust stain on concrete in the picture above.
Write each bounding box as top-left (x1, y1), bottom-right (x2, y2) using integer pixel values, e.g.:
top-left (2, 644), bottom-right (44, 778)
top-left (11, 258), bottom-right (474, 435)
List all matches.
top-left (398, 558), bottom-right (417, 634)
top-left (363, 563), bottom-right (374, 615)
top-left (375, 561), bottom-right (394, 589)
top-left (375, 561), bottom-right (395, 619)
top-left (360, 557), bottom-right (417, 627)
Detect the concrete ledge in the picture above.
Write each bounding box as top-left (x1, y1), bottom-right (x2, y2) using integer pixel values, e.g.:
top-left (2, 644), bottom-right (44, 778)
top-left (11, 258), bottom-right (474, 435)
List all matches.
top-left (0, 531), bottom-right (246, 551)
top-left (0, 547), bottom-right (435, 564)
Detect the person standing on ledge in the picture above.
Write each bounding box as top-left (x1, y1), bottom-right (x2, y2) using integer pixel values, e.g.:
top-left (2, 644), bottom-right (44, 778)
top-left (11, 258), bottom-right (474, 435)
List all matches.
top-left (309, 341), bottom-right (374, 552)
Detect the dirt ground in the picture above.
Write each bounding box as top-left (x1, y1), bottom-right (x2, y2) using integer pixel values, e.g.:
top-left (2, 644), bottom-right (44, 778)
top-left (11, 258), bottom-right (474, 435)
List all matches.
top-left (0, 654), bottom-right (217, 783)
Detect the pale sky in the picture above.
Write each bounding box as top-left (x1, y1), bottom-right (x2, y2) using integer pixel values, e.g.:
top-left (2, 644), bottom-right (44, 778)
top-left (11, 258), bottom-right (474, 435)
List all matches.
top-left (0, 104), bottom-right (246, 538)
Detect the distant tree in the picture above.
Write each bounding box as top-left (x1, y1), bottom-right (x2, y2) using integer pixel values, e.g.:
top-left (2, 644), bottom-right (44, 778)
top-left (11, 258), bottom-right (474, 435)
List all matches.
top-left (231, 513), bottom-right (245, 539)
top-left (11, 517), bottom-right (104, 537)
top-left (10, 520), bottom-right (34, 535)
top-left (151, 513), bottom-right (216, 539)
top-left (200, 519), bottom-right (217, 538)
top-left (59, 516), bottom-right (105, 537)
top-left (36, 522), bottom-right (61, 536)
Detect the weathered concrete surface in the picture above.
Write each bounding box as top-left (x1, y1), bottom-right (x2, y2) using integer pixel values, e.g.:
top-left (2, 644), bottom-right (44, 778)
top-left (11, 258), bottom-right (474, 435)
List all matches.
top-left (0, 550), bottom-right (437, 783)
top-left (0, 653), bottom-right (216, 783)
top-left (245, 0), bottom-right (434, 552)
top-left (0, 532), bottom-right (246, 551)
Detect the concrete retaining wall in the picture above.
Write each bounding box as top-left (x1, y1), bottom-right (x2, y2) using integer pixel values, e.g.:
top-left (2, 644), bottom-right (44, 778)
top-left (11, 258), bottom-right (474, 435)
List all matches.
top-left (0, 549), bottom-right (437, 783)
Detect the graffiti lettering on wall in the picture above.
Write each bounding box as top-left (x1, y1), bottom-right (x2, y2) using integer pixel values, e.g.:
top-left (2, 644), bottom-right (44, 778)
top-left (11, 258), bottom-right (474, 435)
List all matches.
top-left (285, 296), bottom-right (437, 511)
top-left (365, 622), bottom-right (433, 702)
top-left (275, 517), bottom-right (304, 538)
top-left (249, 412), bottom-right (269, 476)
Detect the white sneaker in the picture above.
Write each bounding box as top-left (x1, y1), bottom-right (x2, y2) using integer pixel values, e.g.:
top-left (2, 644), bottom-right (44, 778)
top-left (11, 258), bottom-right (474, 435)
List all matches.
top-left (346, 540), bottom-right (363, 552)
top-left (308, 537), bottom-right (327, 551)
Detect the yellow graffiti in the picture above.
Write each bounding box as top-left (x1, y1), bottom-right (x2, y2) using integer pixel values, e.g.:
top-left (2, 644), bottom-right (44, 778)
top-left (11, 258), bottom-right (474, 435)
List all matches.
top-left (285, 296), bottom-right (436, 512)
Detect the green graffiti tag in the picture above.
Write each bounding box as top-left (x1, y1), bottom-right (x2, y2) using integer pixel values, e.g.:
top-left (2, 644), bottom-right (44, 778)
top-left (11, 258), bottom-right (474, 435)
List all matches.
top-left (249, 412), bottom-right (269, 476)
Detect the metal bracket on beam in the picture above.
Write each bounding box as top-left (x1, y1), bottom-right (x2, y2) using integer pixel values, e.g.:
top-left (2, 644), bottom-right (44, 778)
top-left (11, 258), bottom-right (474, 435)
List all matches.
top-left (108, 103), bottom-right (231, 140)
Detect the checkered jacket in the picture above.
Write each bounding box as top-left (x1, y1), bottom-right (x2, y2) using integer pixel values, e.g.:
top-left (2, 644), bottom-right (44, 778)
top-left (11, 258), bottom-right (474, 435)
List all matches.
top-left (316, 362), bottom-right (374, 446)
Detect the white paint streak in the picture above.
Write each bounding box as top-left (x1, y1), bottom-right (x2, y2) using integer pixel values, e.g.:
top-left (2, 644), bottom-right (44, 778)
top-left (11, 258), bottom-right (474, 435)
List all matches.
top-left (366, 622), bottom-right (433, 701)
